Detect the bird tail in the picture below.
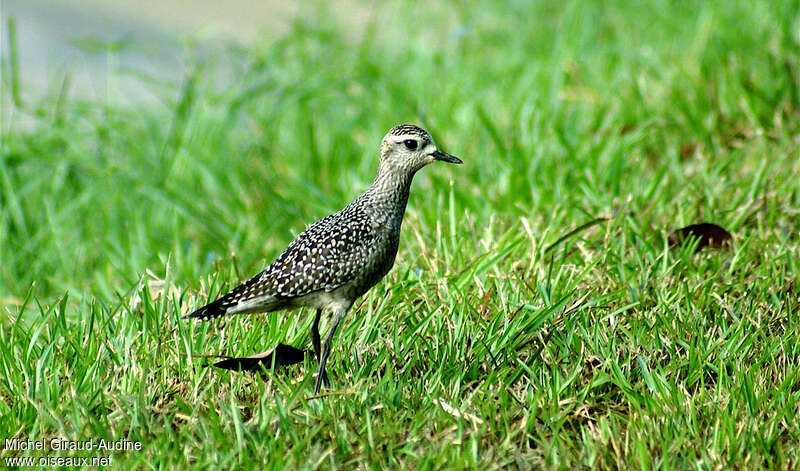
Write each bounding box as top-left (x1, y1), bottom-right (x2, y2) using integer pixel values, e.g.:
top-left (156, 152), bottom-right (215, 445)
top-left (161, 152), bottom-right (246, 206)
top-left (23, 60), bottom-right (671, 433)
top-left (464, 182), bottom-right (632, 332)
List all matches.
top-left (183, 273), bottom-right (282, 321)
top-left (183, 297), bottom-right (229, 322)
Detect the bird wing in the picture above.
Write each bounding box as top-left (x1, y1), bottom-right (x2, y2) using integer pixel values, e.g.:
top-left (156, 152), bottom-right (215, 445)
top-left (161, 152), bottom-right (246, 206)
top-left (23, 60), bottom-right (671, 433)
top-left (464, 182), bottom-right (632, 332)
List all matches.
top-left (185, 206), bottom-right (378, 321)
top-left (262, 207), bottom-right (378, 297)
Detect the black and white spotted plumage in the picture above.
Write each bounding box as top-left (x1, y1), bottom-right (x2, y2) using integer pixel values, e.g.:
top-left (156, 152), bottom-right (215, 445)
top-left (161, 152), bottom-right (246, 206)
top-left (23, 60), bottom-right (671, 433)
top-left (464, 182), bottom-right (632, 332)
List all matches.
top-left (186, 197), bottom-right (398, 321)
top-left (184, 124), bottom-right (462, 393)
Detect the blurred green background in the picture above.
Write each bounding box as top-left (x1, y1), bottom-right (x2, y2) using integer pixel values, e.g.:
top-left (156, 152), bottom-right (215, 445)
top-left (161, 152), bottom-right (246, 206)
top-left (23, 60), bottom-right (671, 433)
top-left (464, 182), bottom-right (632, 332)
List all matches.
top-left (3, 0), bottom-right (796, 306)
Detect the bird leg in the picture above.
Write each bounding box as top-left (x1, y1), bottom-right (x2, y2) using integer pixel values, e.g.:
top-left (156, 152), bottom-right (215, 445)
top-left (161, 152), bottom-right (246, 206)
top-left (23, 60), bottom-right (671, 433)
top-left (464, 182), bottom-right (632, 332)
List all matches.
top-left (310, 308), bottom-right (329, 388)
top-left (311, 308), bottom-right (322, 358)
top-left (313, 307), bottom-right (347, 395)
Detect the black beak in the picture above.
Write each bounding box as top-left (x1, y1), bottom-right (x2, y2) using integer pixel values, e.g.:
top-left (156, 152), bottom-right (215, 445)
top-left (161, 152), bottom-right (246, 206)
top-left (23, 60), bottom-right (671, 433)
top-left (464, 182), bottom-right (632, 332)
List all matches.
top-left (431, 149), bottom-right (463, 164)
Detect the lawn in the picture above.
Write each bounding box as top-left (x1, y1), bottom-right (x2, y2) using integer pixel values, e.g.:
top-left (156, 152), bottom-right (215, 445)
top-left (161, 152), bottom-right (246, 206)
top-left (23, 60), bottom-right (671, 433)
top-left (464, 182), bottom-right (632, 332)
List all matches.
top-left (1, 0), bottom-right (799, 468)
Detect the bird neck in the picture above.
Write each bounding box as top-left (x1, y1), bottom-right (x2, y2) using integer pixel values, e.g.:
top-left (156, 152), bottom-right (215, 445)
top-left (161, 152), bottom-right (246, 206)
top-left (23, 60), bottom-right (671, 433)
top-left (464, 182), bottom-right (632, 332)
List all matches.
top-left (364, 162), bottom-right (416, 218)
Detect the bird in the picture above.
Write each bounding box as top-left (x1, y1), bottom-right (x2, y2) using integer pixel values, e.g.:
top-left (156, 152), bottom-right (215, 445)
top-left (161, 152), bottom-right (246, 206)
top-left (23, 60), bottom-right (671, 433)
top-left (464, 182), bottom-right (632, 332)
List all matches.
top-left (184, 124), bottom-right (462, 394)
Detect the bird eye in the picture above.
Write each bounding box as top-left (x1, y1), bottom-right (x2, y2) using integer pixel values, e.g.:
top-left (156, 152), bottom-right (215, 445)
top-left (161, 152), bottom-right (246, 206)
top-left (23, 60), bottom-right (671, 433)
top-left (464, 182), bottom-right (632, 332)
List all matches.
top-left (403, 139), bottom-right (418, 150)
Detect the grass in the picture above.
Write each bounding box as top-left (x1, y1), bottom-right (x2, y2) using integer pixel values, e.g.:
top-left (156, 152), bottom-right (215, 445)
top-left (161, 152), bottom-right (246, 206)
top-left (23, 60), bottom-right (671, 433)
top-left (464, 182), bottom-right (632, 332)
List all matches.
top-left (1, 0), bottom-right (799, 468)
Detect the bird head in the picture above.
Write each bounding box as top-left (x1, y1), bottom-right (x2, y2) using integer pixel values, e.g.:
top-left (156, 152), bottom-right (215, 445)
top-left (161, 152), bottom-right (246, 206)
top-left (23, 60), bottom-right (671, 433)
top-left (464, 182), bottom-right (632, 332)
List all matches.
top-left (379, 124), bottom-right (462, 174)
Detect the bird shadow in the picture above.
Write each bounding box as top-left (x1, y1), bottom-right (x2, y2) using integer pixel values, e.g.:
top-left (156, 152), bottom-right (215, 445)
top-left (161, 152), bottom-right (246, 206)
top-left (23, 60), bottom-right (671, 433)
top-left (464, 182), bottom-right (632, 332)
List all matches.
top-left (201, 343), bottom-right (306, 376)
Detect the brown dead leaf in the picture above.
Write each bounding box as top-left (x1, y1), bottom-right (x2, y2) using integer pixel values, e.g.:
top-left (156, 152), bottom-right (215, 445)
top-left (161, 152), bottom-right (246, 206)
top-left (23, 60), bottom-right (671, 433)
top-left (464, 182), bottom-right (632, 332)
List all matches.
top-left (680, 142), bottom-right (696, 160)
top-left (668, 223), bottom-right (733, 252)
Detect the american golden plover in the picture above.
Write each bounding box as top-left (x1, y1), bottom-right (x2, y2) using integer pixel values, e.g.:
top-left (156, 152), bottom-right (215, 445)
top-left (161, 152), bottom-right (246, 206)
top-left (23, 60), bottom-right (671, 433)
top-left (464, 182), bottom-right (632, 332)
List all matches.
top-left (185, 124), bottom-right (462, 394)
